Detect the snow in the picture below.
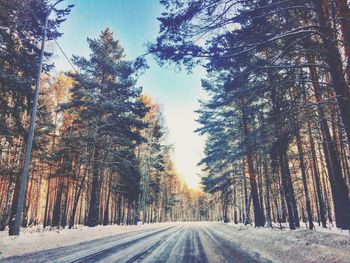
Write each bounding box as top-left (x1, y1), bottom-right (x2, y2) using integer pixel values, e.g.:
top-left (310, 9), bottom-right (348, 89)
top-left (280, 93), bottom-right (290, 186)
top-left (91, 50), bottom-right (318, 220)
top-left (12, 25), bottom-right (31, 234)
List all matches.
top-left (221, 222), bottom-right (350, 263)
top-left (0, 222), bottom-right (177, 260)
top-left (1, 222), bottom-right (349, 262)
top-left (263, 221), bottom-right (350, 236)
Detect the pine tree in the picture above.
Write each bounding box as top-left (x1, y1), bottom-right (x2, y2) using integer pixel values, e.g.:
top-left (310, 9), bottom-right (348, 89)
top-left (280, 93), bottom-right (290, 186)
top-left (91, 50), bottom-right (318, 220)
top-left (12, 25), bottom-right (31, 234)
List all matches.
top-left (62, 29), bottom-right (147, 227)
top-left (153, 0), bottom-right (350, 230)
top-left (0, 0), bottom-right (72, 233)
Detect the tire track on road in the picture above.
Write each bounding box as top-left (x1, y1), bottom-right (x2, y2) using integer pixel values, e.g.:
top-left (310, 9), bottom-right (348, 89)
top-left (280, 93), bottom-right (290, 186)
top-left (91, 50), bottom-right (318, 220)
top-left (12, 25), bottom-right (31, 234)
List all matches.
top-left (124, 225), bottom-right (186, 263)
top-left (199, 224), bottom-right (262, 263)
top-left (140, 224), bottom-right (188, 262)
top-left (3, 222), bottom-right (265, 263)
top-left (3, 226), bottom-right (177, 263)
top-left (58, 225), bottom-right (177, 263)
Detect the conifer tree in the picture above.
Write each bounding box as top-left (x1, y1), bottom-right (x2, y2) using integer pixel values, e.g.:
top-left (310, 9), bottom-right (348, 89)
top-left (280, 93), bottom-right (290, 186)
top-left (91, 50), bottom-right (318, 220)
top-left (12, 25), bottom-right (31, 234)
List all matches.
top-left (62, 29), bottom-right (147, 227)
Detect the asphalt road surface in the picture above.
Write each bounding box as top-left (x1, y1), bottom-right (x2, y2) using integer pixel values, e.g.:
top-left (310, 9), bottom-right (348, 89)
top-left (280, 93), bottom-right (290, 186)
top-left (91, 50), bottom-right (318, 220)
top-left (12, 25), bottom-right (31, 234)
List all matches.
top-left (4, 222), bottom-right (264, 263)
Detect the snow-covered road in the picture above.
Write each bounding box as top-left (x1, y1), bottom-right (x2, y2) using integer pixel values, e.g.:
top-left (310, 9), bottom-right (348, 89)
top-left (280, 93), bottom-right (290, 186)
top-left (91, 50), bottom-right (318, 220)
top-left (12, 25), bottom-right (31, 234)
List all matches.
top-left (3, 222), bottom-right (349, 262)
top-left (3, 222), bottom-right (260, 263)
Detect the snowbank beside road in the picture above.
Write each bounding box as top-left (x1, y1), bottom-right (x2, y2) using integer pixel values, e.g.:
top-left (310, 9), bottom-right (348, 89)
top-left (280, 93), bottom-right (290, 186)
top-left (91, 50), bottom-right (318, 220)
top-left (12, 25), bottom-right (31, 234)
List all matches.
top-left (220, 223), bottom-right (350, 263)
top-left (0, 222), bottom-right (177, 259)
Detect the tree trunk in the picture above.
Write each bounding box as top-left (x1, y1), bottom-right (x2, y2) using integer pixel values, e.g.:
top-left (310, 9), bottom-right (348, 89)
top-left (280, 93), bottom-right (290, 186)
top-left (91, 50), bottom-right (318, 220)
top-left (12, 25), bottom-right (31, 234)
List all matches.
top-left (68, 164), bottom-right (87, 229)
top-left (116, 194), bottom-right (122, 225)
top-left (295, 130), bottom-right (314, 230)
top-left (307, 53), bottom-right (350, 229)
top-left (51, 177), bottom-right (64, 227)
top-left (242, 110), bottom-right (265, 227)
top-left (335, 0), bottom-right (350, 80)
top-left (307, 123), bottom-right (327, 228)
top-left (0, 179), bottom-right (14, 231)
top-left (103, 187), bottom-right (111, 226)
top-left (263, 160), bottom-right (272, 227)
top-left (279, 149), bottom-right (298, 230)
top-left (86, 146), bottom-right (102, 227)
top-left (314, 0), bottom-right (350, 148)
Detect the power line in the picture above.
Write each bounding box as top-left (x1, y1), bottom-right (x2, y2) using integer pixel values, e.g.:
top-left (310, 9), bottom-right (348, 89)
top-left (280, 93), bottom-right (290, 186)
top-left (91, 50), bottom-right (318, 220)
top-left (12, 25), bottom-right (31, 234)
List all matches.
top-left (21, 1), bottom-right (111, 119)
top-left (53, 39), bottom-right (78, 73)
top-left (21, 0), bottom-right (78, 73)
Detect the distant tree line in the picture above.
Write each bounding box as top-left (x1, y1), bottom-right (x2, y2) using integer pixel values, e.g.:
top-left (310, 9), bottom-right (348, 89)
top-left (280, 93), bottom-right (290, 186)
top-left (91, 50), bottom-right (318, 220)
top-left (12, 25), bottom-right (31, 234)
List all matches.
top-left (152, 0), bottom-right (350, 230)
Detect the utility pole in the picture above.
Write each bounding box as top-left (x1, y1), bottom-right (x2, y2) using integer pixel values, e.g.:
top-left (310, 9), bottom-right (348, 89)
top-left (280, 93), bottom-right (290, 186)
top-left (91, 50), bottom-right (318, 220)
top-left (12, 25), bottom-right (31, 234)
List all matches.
top-left (10, 0), bottom-right (63, 236)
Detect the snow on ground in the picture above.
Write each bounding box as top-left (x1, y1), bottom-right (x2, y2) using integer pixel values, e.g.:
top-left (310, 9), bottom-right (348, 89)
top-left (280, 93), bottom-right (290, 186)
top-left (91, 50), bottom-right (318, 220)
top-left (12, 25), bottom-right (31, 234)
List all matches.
top-left (264, 221), bottom-right (350, 236)
top-left (1, 221), bottom-right (350, 262)
top-left (222, 222), bottom-right (350, 263)
top-left (0, 222), bottom-right (177, 259)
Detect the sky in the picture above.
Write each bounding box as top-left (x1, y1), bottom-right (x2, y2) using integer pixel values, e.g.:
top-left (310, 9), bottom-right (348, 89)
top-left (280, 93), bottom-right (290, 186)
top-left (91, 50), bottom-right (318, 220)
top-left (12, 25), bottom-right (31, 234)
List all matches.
top-left (53, 0), bottom-right (206, 189)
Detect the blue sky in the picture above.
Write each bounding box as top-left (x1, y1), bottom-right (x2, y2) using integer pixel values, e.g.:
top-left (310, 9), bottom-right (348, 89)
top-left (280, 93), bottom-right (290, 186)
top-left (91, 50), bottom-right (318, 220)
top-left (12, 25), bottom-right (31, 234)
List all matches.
top-left (53, 0), bottom-right (206, 188)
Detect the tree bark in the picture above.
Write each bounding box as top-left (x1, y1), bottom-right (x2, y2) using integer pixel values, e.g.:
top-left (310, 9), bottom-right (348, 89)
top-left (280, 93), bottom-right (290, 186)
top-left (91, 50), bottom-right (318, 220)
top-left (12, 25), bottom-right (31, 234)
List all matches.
top-left (86, 146), bottom-right (102, 227)
top-left (296, 130), bottom-right (314, 230)
top-left (307, 53), bottom-right (350, 229)
top-left (241, 108), bottom-right (265, 227)
top-left (314, 0), bottom-right (350, 148)
top-left (335, 0), bottom-right (350, 80)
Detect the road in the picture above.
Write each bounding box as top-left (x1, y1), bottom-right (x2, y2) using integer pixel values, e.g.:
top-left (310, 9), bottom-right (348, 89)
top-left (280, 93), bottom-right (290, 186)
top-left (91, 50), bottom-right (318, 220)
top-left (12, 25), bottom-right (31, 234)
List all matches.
top-left (3, 222), bottom-right (264, 263)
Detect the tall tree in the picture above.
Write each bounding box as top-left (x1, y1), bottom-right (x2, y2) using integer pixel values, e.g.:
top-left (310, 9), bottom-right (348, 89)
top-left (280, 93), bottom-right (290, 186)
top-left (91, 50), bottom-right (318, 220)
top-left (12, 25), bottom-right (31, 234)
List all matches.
top-left (62, 29), bottom-right (147, 227)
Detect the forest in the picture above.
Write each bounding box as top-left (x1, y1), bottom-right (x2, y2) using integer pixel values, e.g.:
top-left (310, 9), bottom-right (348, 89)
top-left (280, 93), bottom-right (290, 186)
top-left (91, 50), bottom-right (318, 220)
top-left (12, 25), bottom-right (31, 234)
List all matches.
top-left (150, 0), bottom-right (350, 231)
top-left (0, 0), bottom-right (209, 236)
top-left (1, 0), bottom-right (350, 239)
